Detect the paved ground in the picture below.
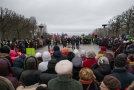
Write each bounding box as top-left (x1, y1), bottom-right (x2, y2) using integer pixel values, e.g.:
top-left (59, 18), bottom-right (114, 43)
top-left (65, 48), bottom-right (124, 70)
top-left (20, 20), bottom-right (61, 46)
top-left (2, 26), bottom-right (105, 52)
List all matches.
top-left (36, 44), bottom-right (114, 55)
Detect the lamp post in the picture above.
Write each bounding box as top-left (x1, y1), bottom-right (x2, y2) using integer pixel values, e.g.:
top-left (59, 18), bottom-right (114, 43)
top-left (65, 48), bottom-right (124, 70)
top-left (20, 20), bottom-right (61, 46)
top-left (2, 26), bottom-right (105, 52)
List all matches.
top-left (102, 24), bottom-right (107, 37)
top-left (39, 24), bottom-right (44, 38)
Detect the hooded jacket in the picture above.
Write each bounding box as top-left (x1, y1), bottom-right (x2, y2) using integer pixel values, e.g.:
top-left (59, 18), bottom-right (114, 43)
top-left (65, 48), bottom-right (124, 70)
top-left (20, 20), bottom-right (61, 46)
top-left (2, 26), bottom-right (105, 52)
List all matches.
top-left (53, 51), bottom-right (66, 61)
top-left (38, 51), bottom-right (51, 72)
top-left (0, 58), bottom-right (20, 89)
top-left (12, 58), bottom-right (24, 80)
top-left (19, 56), bottom-right (41, 86)
top-left (90, 63), bottom-right (111, 82)
top-left (48, 75), bottom-right (83, 90)
top-left (0, 76), bottom-right (15, 90)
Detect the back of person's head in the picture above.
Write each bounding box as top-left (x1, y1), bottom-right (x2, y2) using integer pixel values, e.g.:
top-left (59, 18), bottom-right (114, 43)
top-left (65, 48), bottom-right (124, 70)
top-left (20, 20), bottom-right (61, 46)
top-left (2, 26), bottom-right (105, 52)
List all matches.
top-left (66, 52), bottom-right (75, 61)
top-left (24, 56), bottom-right (38, 70)
top-left (101, 46), bottom-right (106, 51)
top-left (55, 60), bottom-right (73, 75)
top-left (79, 67), bottom-right (96, 81)
top-left (87, 51), bottom-right (96, 59)
top-left (80, 50), bottom-right (86, 58)
top-left (100, 75), bottom-right (121, 90)
top-left (72, 56), bottom-right (82, 67)
top-left (42, 51), bottom-right (51, 62)
top-left (53, 45), bottom-right (60, 51)
top-left (73, 49), bottom-right (80, 57)
top-left (35, 52), bottom-right (42, 58)
top-left (36, 86), bottom-right (51, 90)
top-left (128, 81), bottom-right (134, 90)
top-left (0, 45), bottom-right (10, 54)
top-left (114, 53), bottom-right (127, 68)
top-left (98, 56), bottom-right (109, 65)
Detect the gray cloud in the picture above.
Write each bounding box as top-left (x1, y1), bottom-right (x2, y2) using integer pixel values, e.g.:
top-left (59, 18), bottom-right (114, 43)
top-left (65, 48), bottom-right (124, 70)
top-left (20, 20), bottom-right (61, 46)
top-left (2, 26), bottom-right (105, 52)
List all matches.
top-left (0, 0), bottom-right (134, 35)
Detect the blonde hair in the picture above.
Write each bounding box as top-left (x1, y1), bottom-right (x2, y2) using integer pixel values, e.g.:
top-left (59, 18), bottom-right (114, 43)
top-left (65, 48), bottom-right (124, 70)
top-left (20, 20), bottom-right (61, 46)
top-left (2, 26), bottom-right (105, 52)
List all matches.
top-left (79, 68), bottom-right (96, 81)
top-left (98, 50), bottom-right (106, 54)
top-left (128, 81), bottom-right (134, 90)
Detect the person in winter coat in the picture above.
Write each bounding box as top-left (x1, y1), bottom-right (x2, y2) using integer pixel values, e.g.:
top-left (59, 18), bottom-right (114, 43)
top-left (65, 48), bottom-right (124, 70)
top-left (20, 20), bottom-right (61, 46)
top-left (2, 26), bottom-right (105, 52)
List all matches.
top-left (0, 45), bottom-right (13, 66)
top-left (19, 56), bottom-right (41, 86)
top-left (97, 46), bottom-right (107, 58)
top-left (72, 55), bottom-right (82, 80)
top-left (100, 75), bottom-right (121, 90)
top-left (35, 52), bottom-right (43, 64)
top-left (40, 58), bottom-right (57, 85)
top-left (126, 43), bottom-right (134, 55)
top-left (9, 50), bottom-right (19, 64)
top-left (80, 50), bottom-right (87, 61)
top-left (12, 58), bottom-right (24, 80)
top-left (75, 38), bottom-right (80, 49)
top-left (38, 51), bottom-right (51, 72)
top-left (110, 53), bottom-right (134, 90)
top-left (82, 51), bottom-right (98, 68)
top-left (0, 76), bottom-right (15, 90)
top-left (66, 51), bottom-right (75, 61)
top-left (48, 60), bottom-right (83, 90)
top-left (62, 38), bottom-right (67, 48)
top-left (79, 68), bottom-right (100, 90)
top-left (71, 37), bottom-right (76, 49)
top-left (90, 56), bottom-right (111, 82)
top-left (0, 58), bottom-right (20, 89)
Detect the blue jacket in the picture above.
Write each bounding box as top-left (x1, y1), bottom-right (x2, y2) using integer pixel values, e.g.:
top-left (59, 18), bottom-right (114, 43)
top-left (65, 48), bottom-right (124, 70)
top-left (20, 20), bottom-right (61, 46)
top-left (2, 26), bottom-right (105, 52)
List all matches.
top-left (110, 68), bottom-right (134, 90)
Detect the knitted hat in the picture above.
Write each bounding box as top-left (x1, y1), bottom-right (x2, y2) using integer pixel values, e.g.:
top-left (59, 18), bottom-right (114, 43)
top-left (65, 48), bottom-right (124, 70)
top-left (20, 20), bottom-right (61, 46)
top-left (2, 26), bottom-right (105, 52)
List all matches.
top-left (114, 53), bottom-right (127, 67)
top-left (53, 45), bottom-right (60, 51)
top-left (80, 50), bottom-right (86, 58)
top-left (103, 75), bottom-right (121, 90)
top-left (79, 68), bottom-right (96, 81)
top-left (72, 56), bottom-right (82, 67)
top-left (55, 60), bottom-right (73, 75)
top-left (87, 51), bottom-right (96, 58)
top-left (48, 59), bottom-right (58, 69)
top-left (73, 49), bottom-right (80, 57)
top-left (35, 52), bottom-right (42, 58)
top-left (101, 46), bottom-right (106, 51)
top-left (98, 56), bottom-right (109, 65)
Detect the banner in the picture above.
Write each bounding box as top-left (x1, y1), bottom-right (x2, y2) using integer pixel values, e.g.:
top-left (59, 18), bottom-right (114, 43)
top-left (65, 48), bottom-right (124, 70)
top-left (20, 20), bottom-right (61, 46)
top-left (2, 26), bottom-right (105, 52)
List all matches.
top-left (26, 48), bottom-right (35, 55)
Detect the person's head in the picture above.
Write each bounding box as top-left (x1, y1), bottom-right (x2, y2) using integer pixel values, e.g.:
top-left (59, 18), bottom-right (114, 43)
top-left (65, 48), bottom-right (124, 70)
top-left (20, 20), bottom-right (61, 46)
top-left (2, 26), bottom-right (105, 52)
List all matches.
top-left (73, 49), bottom-right (80, 57)
top-left (53, 45), bottom-right (60, 51)
top-left (79, 68), bottom-right (96, 81)
top-left (35, 52), bottom-right (42, 58)
top-left (80, 50), bottom-right (86, 58)
top-left (0, 45), bottom-right (10, 54)
top-left (128, 81), bottom-right (134, 90)
top-left (114, 53), bottom-right (127, 68)
top-left (87, 51), bottom-right (96, 59)
top-left (42, 51), bottom-right (51, 62)
top-left (104, 53), bottom-right (114, 63)
top-left (36, 85), bottom-right (51, 90)
top-left (100, 75), bottom-right (121, 90)
top-left (66, 52), bottom-right (75, 61)
top-left (24, 56), bottom-right (38, 70)
top-left (55, 60), bottom-right (73, 77)
top-left (101, 46), bottom-right (106, 51)
top-left (72, 57), bottom-right (82, 67)
top-left (98, 56), bottom-right (109, 65)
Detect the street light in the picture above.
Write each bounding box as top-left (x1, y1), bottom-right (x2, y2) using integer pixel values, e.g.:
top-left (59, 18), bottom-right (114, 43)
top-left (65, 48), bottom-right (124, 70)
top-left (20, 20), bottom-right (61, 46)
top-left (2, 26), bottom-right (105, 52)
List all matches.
top-left (39, 24), bottom-right (44, 38)
top-left (102, 24), bottom-right (107, 37)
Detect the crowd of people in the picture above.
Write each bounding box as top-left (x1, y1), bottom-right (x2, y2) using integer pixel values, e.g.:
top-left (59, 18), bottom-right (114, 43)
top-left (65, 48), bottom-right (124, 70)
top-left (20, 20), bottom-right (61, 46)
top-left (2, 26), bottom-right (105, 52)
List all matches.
top-left (1, 34), bottom-right (134, 90)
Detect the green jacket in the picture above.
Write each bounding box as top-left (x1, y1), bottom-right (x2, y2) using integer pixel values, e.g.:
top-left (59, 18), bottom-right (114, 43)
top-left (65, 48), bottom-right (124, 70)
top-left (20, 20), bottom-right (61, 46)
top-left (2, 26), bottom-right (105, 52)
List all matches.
top-left (48, 75), bottom-right (83, 90)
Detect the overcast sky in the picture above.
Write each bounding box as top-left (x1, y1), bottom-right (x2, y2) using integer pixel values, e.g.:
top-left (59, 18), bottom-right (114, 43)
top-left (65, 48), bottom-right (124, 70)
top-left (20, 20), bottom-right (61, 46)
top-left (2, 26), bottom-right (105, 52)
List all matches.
top-left (0, 0), bottom-right (134, 35)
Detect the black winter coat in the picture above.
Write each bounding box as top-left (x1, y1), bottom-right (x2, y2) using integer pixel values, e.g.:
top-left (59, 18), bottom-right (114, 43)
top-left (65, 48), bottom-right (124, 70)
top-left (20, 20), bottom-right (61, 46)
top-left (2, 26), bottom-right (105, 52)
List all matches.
top-left (72, 67), bottom-right (82, 80)
top-left (90, 63), bottom-right (111, 82)
top-left (53, 51), bottom-right (66, 61)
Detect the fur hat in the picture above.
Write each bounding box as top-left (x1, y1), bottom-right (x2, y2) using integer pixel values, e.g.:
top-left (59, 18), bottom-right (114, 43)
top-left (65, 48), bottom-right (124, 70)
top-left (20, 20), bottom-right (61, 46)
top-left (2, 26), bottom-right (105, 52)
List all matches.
top-left (79, 68), bottom-right (96, 81)
top-left (98, 56), bottom-right (109, 65)
top-left (72, 56), bottom-right (82, 67)
top-left (114, 53), bottom-right (127, 67)
top-left (87, 51), bottom-right (96, 58)
top-left (101, 46), bottom-right (106, 51)
top-left (80, 50), bottom-right (86, 58)
top-left (102, 75), bottom-right (121, 90)
top-left (53, 45), bottom-right (60, 51)
top-left (55, 60), bottom-right (73, 75)
top-left (35, 52), bottom-right (42, 58)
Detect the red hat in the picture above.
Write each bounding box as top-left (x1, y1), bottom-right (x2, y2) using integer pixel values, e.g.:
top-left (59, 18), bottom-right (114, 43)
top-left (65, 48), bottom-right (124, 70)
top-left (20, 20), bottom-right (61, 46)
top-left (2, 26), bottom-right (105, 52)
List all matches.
top-left (101, 46), bottom-right (106, 51)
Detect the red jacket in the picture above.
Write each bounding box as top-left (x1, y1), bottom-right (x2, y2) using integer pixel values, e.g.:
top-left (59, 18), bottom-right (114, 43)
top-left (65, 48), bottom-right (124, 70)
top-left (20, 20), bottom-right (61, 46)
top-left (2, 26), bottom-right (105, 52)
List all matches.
top-left (82, 58), bottom-right (98, 68)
